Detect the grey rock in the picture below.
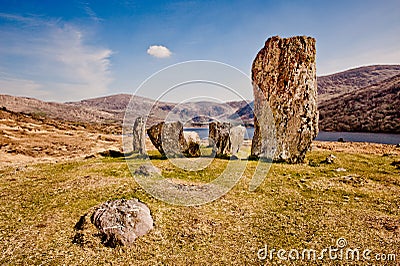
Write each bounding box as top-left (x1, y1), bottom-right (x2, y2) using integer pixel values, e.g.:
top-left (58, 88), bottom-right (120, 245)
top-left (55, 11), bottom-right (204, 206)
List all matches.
top-left (208, 122), bottom-right (231, 157)
top-left (183, 131), bottom-right (201, 157)
top-left (251, 36), bottom-right (318, 163)
top-left (322, 154), bottom-right (336, 164)
top-left (134, 164), bottom-right (162, 176)
top-left (132, 116), bottom-right (146, 155)
top-left (147, 121), bottom-right (186, 157)
top-left (147, 122), bottom-right (200, 157)
top-left (146, 122), bottom-right (164, 154)
top-left (74, 199), bottom-right (153, 248)
top-left (230, 125), bottom-right (246, 156)
top-left (183, 131), bottom-right (201, 144)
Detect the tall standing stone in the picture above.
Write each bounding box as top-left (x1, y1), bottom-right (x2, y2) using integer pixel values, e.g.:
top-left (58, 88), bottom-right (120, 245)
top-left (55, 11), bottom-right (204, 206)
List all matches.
top-left (251, 36), bottom-right (318, 163)
top-left (132, 116), bottom-right (146, 155)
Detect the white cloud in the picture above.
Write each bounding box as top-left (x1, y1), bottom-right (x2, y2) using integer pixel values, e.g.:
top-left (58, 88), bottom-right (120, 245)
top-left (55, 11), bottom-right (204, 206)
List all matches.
top-left (0, 73), bottom-right (50, 98)
top-left (0, 13), bottom-right (113, 101)
top-left (147, 45), bottom-right (172, 58)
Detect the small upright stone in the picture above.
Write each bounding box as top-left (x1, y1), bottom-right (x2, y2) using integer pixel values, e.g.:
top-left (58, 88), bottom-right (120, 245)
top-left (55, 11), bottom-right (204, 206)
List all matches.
top-left (230, 125), bottom-right (246, 156)
top-left (251, 36), bottom-right (318, 163)
top-left (183, 131), bottom-right (201, 157)
top-left (132, 116), bottom-right (146, 155)
top-left (208, 122), bottom-right (231, 157)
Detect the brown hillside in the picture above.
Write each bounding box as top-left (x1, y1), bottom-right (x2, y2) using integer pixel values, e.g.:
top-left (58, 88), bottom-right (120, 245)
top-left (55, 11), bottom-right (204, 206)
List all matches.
top-left (0, 107), bottom-right (120, 165)
top-left (318, 65), bottom-right (400, 102)
top-left (319, 74), bottom-right (400, 133)
top-left (0, 94), bottom-right (117, 123)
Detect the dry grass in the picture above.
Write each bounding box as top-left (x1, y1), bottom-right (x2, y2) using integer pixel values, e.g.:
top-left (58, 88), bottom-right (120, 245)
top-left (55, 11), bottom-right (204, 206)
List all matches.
top-left (0, 147), bottom-right (399, 265)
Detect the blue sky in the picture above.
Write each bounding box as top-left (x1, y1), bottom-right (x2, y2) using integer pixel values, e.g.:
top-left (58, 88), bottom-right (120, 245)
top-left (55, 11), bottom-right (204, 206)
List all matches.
top-left (0, 0), bottom-right (399, 102)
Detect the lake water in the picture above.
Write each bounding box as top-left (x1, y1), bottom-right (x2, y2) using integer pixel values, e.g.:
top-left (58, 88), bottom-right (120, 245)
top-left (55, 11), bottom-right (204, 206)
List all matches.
top-left (184, 128), bottom-right (400, 145)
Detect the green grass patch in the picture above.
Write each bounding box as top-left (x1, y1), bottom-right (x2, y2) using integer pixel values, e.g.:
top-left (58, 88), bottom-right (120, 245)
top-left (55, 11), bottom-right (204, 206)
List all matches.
top-left (0, 150), bottom-right (398, 265)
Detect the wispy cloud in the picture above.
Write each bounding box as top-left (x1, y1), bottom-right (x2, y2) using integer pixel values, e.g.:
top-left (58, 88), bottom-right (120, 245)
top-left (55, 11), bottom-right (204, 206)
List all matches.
top-left (0, 13), bottom-right (112, 101)
top-left (0, 72), bottom-right (50, 98)
top-left (147, 45), bottom-right (172, 58)
top-left (81, 2), bottom-right (103, 23)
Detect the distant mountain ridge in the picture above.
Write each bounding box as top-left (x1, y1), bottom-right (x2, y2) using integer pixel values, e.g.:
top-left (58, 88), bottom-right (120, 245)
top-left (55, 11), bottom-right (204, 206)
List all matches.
top-left (1, 64), bottom-right (399, 133)
top-left (0, 93), bottom-right (249, 127)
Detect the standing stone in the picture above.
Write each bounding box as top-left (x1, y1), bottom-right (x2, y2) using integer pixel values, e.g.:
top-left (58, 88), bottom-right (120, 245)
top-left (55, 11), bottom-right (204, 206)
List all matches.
top-left (147, 122), bottom-right (165, 154)
top-left (208, 122), bottom-right (231, 157)
top-left (251, 36), bottom-right (318, 163)
top-left (147, 122), bottom-right (200, 157)
top-left (208, 122), bottom-right (218, 148)
top-left (147, 121), bottom-right (186, 157)
top-left (230, 125), bottom-right (246, 156)
top-left (132, 116), bottom-right (146, 155)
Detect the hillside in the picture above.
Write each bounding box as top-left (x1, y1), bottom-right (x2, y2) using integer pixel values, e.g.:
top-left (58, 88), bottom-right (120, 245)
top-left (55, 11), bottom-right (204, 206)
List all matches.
top-left (317, 65), bottom-right (400, 102)
top-left (0, 107), bottom-right (120, 165)
top-left (319, 73), bottom-right (400, 133)
top-left (0, 94), bottom-right (248, 128)
top-left (0, 94), bottom-right (117, 124)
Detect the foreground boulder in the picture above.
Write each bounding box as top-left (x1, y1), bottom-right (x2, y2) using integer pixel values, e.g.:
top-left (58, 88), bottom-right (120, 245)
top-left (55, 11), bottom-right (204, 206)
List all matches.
top-left (73, 199), bottom-right (153, 248)
top-left (251, 36), bottom-right (318, 163)
top-left (132, 116), bottom-right (146, 155)
top-left (208, 122), bottom-right (231, 157)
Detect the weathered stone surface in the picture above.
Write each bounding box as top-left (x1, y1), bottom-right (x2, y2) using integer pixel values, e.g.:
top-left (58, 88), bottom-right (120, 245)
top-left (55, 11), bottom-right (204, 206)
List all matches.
top-left (208, 122), bottom-right (231, 157)
top-left (147, 122), bottom-right (200, 157)
top-left (184, 131), bottom-right (201, 144)
top-left (251, 36), bottom-right (318, 163)
top-left (183, 131), bottom-right (201, 157)
top-left (147, 121), bottom-right (185, 157)
top-left (132, 116), bottom-right (146, 155)
top-left (230, 125), bottom-right (246, 156)
top-left (73, 199), bottom-right (153, 248)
